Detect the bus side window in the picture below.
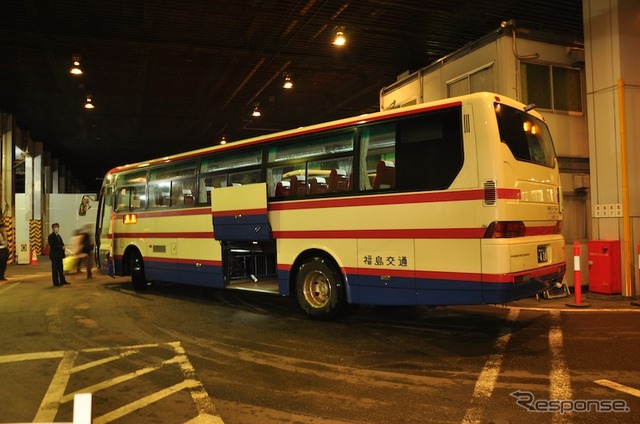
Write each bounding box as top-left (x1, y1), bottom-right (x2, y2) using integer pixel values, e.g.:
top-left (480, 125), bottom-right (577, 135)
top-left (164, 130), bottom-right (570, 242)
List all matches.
top-left (309, 177), bottom-right (328, 194)
top-left (290, 175), bottom-right (307, 196)
top-left (171, 178), bottom-right (195, 207)
top-left (359, 123), bottom-right (396, 191)
top-left (328, 169), bottom-right (349, 192)
top-left (198, 174), bottom-right (227, 204)
top-left (275, 181), bottom-right (290, 197)
top-left (149, 183), bottom-right (169, 208)
top-left (372, 160), bottom-right (395, 189)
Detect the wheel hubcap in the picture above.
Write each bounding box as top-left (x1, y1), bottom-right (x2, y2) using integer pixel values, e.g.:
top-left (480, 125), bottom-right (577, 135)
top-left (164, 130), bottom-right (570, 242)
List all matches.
top-left (303, 270), bottom-right (331, 308)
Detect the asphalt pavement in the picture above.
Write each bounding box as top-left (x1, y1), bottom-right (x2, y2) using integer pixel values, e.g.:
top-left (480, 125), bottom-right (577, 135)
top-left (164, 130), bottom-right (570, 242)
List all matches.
top-left (3, 256), bottom-right (640, 312)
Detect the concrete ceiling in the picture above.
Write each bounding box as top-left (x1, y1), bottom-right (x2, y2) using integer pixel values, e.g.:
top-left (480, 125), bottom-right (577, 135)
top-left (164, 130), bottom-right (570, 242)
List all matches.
top-left (0, 0), bottom-right (583, 191)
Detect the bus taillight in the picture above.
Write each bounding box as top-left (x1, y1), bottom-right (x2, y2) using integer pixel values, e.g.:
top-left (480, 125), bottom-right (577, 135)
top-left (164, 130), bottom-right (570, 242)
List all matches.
top-left (484, 221), bottom-right (525, 238)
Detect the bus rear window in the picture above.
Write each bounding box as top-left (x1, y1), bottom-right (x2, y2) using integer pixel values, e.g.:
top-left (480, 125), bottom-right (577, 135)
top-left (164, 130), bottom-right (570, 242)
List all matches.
top-left (495, 103), bottom-right (556, 168)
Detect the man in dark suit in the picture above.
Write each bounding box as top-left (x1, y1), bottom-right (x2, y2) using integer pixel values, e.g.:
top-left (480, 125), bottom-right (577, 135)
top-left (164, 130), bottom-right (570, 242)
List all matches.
top-left (48, 223), bottom-right (69, 286)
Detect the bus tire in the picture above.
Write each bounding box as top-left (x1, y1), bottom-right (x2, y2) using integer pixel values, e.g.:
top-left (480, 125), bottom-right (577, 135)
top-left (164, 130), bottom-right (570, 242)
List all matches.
top-left (296, 257), bottom-right (345, 320)
top-left (131, 252), bottom-right (147, 291)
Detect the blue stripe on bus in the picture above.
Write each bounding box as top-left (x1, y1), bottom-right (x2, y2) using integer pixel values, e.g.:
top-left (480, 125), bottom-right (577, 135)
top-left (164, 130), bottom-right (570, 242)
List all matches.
top-left (346, 274), bottom-right (551, 306)
top-left (213, 214), bottom-right (271, 241)
top-left (135, 258), bottom-right (225, 289)
top-left (116, 258), bottom-right (553, 306)
top-left (482, 279), bottom-right (549, 304)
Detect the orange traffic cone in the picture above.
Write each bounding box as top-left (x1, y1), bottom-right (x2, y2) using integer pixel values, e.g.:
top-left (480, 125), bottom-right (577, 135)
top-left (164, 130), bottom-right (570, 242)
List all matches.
top-left (31, 249), bottom-right (38, 265)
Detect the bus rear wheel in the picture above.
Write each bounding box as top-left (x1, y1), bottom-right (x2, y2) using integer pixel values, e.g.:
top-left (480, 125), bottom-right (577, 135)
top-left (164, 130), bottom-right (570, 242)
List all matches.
top-left (296, 257), bottom-right (345, 320)
top-left (131, 252), bottom-right (147, 291)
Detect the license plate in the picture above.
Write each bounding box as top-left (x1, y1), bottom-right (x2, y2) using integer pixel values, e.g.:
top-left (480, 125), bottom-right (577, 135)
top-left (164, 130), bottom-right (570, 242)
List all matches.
top-left (537, 245), bottom-right (548, 263)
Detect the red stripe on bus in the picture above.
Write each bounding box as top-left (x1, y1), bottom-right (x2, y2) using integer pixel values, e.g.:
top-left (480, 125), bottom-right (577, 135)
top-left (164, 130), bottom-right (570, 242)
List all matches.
top-left (112, 188), bottom-right (522, 218)
top-left (276, 263), bottom-right (564, 284)
top-left (213, 208), bottom-right (267, 217)
top-left (112, 224), bottom-right (556, 240)
top-left (115, 208), bottom-right (210, 219)
top-left (268, 188), bottom-right (520, 211)
top-left (480, 263), bottom-right (565, 283)
top-left (113, 232), bottom-right (213, 238)
top-left (272, 228), bottom-right (486, 239)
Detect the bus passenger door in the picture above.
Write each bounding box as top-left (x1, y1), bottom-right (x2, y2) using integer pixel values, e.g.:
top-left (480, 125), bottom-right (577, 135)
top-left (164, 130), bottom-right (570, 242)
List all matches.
top-left (96, 186), bottom-right (115, 276)
top-left (210, 183), bottom-right (278, 290)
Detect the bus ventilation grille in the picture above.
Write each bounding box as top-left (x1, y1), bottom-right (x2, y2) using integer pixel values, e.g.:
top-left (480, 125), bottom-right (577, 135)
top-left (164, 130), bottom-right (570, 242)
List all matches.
top-left (483, 180), bottom-right (497, 206)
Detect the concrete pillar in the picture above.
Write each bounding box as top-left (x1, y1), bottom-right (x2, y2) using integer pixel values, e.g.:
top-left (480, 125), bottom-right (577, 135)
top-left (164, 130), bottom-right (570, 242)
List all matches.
top-left (33, 141), bottom-right (43, 220)
top-left (583, 0), bottom-right (640, 297)
top-left (24, 138), bottom-right (33, 221)
top-left (52, 159), bottom-right (60, 193)
top-left (1, 114), bottom-right (14, 217)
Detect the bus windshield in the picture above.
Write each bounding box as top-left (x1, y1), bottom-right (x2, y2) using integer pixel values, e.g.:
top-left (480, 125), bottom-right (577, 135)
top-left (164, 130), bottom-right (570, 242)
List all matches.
top-left (495, 103), bottom-right (556, 168)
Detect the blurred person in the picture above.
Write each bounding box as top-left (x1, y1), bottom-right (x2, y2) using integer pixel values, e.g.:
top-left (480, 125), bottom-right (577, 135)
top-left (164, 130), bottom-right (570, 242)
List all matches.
top-left (80, 225), bottom-right (94, 278)
top-left (70, 229), bottom-right (83, 273)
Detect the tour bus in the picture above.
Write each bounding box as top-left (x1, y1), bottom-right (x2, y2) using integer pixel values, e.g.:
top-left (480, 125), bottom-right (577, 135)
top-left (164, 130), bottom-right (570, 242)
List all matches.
top-left (93, 92), bottom-right (565, 319)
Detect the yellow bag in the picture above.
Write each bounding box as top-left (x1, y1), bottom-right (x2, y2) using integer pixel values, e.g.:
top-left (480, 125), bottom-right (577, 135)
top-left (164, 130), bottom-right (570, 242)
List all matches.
top-left (63, 255), bottom-right (78, 273)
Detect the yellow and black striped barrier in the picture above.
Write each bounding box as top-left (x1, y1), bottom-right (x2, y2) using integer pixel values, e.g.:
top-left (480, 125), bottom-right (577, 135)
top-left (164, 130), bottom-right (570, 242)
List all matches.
top-left (29, 219), bottom-right (43, 257)
top-left (3, 216), bottom-right (14, 264)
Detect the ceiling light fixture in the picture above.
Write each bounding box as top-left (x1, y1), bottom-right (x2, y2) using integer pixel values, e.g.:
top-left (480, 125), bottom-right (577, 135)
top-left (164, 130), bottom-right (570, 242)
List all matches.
top-left (252, 103), bottom-right (261, 117)
top-left (84, 96), bottom-right (94, 109)
top-left (283, 74), bottom-right (293, 89)
top-left (333, 27), bottom-right (346, 46)
top-left (220, 135), bottom-right (227, 145)
top-left (70, 55), bottom-right (83, 75)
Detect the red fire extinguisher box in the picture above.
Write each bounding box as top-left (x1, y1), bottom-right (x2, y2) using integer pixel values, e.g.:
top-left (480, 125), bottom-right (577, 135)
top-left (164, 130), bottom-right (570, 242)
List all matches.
top-left (588, 240), bottom-right (621, 295)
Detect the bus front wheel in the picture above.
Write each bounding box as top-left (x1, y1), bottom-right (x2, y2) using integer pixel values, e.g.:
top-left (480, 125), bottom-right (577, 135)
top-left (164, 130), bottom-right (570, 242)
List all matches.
top-left (296, 257), bottom-right (345, 320)
top-left (131, 252), bottom-right (147, 291)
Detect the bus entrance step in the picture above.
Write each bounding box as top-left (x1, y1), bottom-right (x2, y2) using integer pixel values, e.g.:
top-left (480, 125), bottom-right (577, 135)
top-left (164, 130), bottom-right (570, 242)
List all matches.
top-left (227, 277), bottom-right (280, 294)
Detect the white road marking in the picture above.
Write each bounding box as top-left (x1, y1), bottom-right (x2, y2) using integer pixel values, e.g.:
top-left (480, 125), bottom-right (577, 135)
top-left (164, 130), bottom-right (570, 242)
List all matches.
top-left (34, 350), bottom-right (79, 423)
top-left (0, 342), bottom-right (223, 423)
top-left (549, 310), bottom-right (572, 424)
top-left (0, 282), bottom-right (20, 293)
top-left (461, 308), bottom-right (519, 424)
top-left (505, 306), bottom-right (640, 313)
top-left (595, 379), bottom-right (640, 398)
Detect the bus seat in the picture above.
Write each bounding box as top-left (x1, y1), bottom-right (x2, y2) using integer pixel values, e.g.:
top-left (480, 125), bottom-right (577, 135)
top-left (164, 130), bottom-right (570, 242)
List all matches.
top-left (309, 177), bottom-right (328, 194)
top-left (328, 169), bottom-right (348, 192)
top-left (373, 160), bottom-right (395, 189)
top-left (290, 175), bottom-right (307, 195)
top-left (275, 180), bottom-right (290, 197)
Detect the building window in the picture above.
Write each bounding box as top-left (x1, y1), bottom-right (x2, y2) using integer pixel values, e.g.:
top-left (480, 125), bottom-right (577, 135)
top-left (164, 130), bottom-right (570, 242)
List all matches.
top-left (447, 64), bottom-right (494, 98)
top-left (521, 62), bottom-right (582, 113)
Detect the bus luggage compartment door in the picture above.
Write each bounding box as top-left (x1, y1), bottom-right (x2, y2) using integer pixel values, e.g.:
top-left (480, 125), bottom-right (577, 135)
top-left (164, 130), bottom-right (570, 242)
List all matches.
top-left (211, 183), bottom-right (271, 241)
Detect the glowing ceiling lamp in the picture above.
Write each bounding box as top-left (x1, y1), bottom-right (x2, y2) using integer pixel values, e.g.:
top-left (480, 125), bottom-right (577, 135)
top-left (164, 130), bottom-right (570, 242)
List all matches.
top-left (84, 96), bottom-right (94, 109)
top-left (333, 27), bottom-right (346, 46)
top-left (70, 55), bottom-right (83, 75)
top-left (252, 103), bottom-right (261, 117)
top-left (283, 74), bottom-right (293, 89)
